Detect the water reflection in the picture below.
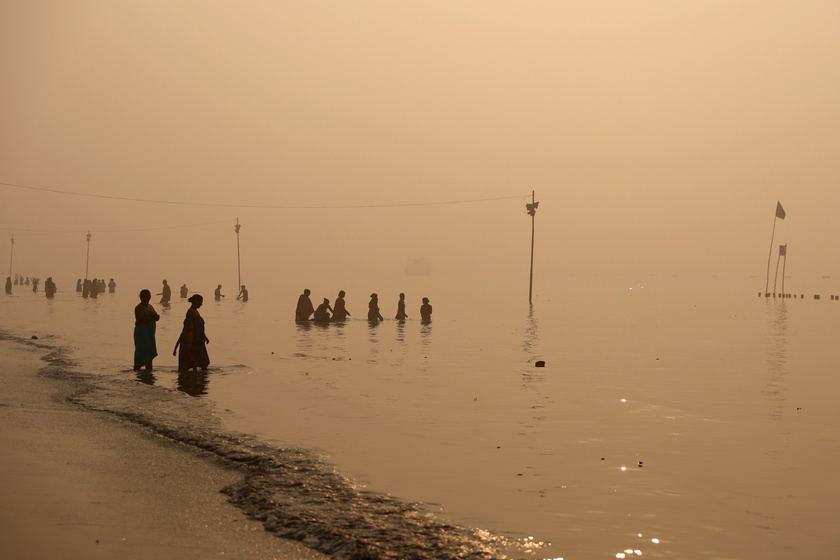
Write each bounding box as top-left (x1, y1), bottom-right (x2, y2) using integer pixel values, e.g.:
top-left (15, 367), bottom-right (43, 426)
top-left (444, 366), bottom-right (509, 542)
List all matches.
top-left (178, 369), bottom-right (209, 396)
top-left (367, 319), bottom-right (380, 363)
top-left (522, 304), bottom-right (539, 353)
top-left (295, 320), bottom-right (314, 356)
top-left (764, 299), bottom-right (789, 418)
top-left (391, 320), bottom-right (408, 367)
top-left (419, 320), bottom-right (432, 348)
top-left (521, 305), bottom-right (544, 383)
top-left (395, 319), bottom-right (405, 343)
top-left (135, 369), bottom-right (156, 386)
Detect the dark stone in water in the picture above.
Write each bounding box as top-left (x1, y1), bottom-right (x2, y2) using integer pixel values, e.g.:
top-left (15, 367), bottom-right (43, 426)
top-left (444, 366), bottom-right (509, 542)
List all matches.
top-left (534, 361), bottom-right (545, 367)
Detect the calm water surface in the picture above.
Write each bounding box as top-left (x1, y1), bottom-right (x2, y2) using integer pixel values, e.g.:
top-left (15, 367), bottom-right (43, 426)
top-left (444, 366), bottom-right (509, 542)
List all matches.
top-left (3, 276), bottom-right (839, 559)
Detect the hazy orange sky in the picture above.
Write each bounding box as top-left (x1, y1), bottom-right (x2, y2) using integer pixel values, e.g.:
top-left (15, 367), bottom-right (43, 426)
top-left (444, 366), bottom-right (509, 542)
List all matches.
top-left (2, 1), bottom-right (839, 296)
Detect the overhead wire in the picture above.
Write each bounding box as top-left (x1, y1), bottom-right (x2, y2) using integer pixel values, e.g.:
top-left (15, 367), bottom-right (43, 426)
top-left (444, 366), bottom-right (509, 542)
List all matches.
top-left (0, 219), bottom-right (234, 234)
top-left (1, 181), bottom-right (528, 209)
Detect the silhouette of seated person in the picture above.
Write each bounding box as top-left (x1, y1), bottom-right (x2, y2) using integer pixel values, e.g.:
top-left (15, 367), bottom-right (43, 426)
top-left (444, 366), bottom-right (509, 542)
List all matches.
top-left (313, 298), bottom-right (333, 323)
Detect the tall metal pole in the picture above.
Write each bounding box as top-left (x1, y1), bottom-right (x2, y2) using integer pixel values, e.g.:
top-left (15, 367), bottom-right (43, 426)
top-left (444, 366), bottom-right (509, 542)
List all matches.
top-left (85, 231), bottom-right (91, 280)
top-left (526, 191), bottom-right (539, 305)
top-left (234, 219), bottom-right (241, 290)
top-left (9, 234), bottom-right (13, 279)
top-left (765, 202), bottom-right (785, 296)
top-left (764, 218), bottom-right (777, 296)
top-left (779, 243), bottom-right (787, 296)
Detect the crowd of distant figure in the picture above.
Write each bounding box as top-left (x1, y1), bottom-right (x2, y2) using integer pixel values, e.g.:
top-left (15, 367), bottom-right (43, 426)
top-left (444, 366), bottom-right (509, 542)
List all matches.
top-left (5, 275), bottom-right (432, 373)
top-left (154, 279), bottom-right (248, 305)
top-left (133, 286), bottom-right (432, 373)
top-left (295, 289), bottom-right (432, 324)
top-left (5, 274), bottom-right (61, 297)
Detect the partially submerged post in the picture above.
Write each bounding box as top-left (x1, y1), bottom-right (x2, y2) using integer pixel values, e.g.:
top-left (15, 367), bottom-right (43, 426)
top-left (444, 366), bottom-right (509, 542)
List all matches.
top-left (526, 191), bottom-right (539, 305)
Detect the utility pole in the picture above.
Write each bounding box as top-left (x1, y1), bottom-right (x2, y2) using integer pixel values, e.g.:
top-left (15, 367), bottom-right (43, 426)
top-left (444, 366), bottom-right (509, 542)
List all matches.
top-left (85, 231), bottom-right (91, 280)
top-left (526, 191), bottom-right (539, 305)
top-left (8, 234), bottom-right (13, 280)
top-left (234, 219), bottom-right (241, 290)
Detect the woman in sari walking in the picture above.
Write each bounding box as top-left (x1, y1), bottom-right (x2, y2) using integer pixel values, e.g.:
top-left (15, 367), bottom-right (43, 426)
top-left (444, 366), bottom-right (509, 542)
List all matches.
top-left (133, 289), bottom-right (160, 371)
top-left (176, 294), bottom-right (210, 372)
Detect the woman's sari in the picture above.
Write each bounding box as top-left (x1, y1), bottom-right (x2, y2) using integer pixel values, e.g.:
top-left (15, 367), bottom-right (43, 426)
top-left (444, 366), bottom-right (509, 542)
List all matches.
top-left (133, 321), bottom-right (157, 369)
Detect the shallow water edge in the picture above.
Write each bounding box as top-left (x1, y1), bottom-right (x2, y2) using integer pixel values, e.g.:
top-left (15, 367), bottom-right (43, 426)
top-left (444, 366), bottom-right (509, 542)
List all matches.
top-left (1, 330), bottom-right (514, 560)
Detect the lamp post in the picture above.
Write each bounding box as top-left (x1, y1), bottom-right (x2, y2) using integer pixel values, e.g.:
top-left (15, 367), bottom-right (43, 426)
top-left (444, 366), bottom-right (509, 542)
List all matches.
top-left (234, 219), bottom-right (241, 290)
top-left (526, 191), bottom-right (539, 305)
top-left (8, 234), bottom-right (13, 280)
top-left (85, 231), bottom-right (91, 280)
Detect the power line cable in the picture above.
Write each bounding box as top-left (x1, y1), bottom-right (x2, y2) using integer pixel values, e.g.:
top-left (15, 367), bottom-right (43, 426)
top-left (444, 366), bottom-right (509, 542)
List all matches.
top-left (1, 181), bottom-right (528, 209)
top-left (0, 219), bottom-right (234, 234)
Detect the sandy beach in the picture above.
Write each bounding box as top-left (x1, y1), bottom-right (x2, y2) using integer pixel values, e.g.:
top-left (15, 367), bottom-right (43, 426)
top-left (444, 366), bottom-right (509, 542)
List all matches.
top-left (0, 338), bottom-right (327, 560)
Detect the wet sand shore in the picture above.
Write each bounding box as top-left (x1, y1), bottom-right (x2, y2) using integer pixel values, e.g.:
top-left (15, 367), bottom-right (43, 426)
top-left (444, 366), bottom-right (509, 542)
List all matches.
top-left (0, 338), bottom-right (327, 560)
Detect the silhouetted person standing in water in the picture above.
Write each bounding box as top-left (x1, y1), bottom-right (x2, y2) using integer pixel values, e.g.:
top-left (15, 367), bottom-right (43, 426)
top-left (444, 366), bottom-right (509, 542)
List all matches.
top-left (215, 284), bottom-right (224, 301)
top-left (44, 277), bottom-right (56, 298)
top-left (296, 289), bottom-right (315, 321)
top-left (82, 279), bottom-right (90, 298)
top-left (313, 298), bottom-right (333, 323)
top-left (177, 294), bottom-right (210, 372)
top-left (108, 278), bottom-right (116, 293)
top-left (4, 277), bottom-right (11, 295)
top-left (190, 294), bottom-right (211, 371)
top-left (76, 279), bottom-right (82, 292)
top-left (89, 278), bottom-right (97, 298)
top-left (180, 284), bottom-right (188, 298)
top-left (158, 279), bottom-right (171, 304)
top-left (134, 289), bottom-right (160, 371)
top-left (237, 285), bottom-right (248, 302)
top-left (420, 297), bottom-right (432, 323)
top-left (332, 290), bottom-right (350, 321)
top-left (395, 293), bottom-right (408, 320)
top-left (368, 293), bottom-right (384, 322)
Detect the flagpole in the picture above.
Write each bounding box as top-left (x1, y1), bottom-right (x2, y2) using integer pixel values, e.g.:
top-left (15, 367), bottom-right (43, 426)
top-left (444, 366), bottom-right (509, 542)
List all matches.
top-left (780, 245), bottom-right (787, 296)
top-left (764, 204), bottom-right (784, 296)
